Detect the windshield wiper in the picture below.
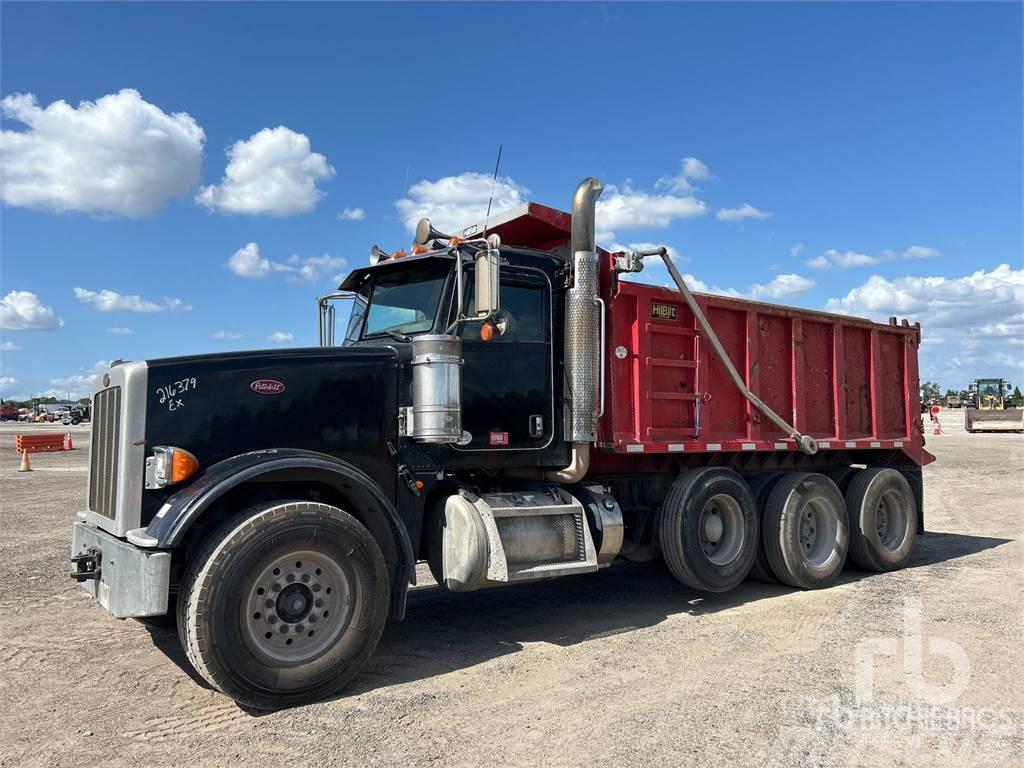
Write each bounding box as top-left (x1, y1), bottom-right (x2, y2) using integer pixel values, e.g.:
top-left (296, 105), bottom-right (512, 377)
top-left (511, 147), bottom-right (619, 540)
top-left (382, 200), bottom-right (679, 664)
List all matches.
top-left (365, 330), bottom-right (412, 343)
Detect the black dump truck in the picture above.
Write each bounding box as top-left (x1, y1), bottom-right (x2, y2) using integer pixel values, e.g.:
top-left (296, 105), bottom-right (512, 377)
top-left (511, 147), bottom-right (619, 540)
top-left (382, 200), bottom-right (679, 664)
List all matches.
top-left (71, 179), bottom-right (928, 709)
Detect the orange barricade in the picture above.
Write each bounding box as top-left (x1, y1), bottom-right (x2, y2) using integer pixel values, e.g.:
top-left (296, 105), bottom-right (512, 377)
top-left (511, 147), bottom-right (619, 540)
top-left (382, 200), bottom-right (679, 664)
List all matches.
top-left (15, 434), bottom-right (66, 453)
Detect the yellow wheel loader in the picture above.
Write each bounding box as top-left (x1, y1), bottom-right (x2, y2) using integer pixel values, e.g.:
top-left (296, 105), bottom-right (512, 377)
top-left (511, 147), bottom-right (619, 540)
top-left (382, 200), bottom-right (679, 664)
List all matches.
top-left (964, 378), bottom-right (1024, 432)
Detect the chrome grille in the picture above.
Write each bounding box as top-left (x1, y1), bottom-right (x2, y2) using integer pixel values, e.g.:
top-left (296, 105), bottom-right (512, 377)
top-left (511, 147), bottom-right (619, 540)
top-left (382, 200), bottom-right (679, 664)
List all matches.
top-left (89, 386), bottom-right (122, 520)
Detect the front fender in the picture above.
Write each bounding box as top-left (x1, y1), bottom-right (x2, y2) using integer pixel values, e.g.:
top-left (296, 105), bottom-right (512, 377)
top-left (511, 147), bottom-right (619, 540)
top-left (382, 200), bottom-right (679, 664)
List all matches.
top-left (144, 448), bottom-right (415, 585)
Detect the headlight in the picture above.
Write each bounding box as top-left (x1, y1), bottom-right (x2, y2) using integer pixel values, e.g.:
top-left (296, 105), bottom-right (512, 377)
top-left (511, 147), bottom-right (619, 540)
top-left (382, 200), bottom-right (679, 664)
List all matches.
top-left (144, 446), bottom-right (199, 489)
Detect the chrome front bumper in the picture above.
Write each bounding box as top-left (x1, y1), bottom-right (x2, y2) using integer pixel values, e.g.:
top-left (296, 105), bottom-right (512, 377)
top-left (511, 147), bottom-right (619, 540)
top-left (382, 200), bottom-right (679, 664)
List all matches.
top-left (71, 521), bottom-right (171, 618)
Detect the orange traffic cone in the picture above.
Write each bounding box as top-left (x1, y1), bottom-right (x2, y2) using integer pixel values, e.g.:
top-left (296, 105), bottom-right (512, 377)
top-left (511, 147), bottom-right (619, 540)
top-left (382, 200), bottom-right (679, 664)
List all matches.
top-left (18, 449), bottom-right (32, 472)
top-left (932, 417), bottom-right (942, 435)
top-left (64, 432), bottom-right (74, 450)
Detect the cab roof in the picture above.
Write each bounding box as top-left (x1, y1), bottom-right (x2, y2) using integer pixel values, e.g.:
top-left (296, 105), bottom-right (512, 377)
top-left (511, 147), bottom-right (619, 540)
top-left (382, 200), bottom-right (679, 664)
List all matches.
top-left (339, 201), bottom-right (582, 291)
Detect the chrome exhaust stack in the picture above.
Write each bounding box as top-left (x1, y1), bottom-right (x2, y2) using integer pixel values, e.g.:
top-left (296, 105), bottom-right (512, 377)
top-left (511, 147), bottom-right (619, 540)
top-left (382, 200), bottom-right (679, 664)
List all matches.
top-left (564, 177), bottom-right (604, 445)
top-left (503, 177), bottom-right (604, 484)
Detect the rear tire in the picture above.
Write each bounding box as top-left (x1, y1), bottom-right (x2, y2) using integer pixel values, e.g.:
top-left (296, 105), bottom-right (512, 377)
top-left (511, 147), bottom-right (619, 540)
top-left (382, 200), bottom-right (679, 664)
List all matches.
top-left (762, 473), bottom-right (848, 589)
top-left (745, 473), bottom-right (784, 583)
top-left (178, 500), bottom-right (389, 710)
top-left (659, 468), bottom-right (758, 592)
top-left (845, 469), bottom-right (917, 572)
top-left (820, 465), bottom-right (857, 494)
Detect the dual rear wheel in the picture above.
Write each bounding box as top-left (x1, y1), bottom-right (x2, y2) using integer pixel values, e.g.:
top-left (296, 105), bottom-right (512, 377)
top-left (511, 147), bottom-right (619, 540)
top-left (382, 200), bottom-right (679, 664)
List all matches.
top-left (659, 467), bottom-right (917, 592)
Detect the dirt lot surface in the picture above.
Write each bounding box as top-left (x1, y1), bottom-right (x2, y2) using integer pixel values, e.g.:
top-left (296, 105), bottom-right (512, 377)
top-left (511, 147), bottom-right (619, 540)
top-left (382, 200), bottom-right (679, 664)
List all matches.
top-left (2, 422), bottom-right (1021, 767)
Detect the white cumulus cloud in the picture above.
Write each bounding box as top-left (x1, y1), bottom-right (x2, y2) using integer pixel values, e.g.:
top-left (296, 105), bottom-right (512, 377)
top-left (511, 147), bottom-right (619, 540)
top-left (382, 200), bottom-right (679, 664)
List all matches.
top-left (825, 264), bottom-right (1022, 329)
top-left (267, 331), bottom-right (294, 344)
top-left (106, 327), bottom-right (133, 335)
top-left (596, 184), bottom-right (707, 243)
top-left (227, 242), bottom-right (346, 282)
top-left (227, 242), bottom-right (274, 278)
top-left (808, 245), bottom-right (942, 270)
top-left (625, 263), bottom-right (813, 303)
top-left (285, 254), bottom-right (348, 282)
top-left (395, 172), bottom-right (529, 233)
top-left (212, 330), bottom-right (243, 340)
top-left (0, 89), bottom-right (204, 217)
top-left (747, 274), bottom-right (816, 300)
top-left (717, 203), bottom-right (773, 222)
top-left (74, 288), bottom-right (191, 313)
top-left (902, 245), bottom-right (940, 259)
top-left (48, 360), bottom-right (110, 399)
top-left (655, 156), bottom-right (712, 193)
top-left (197, 126), bottom-right (335, 216)
top-left (790, 243), bottom-right (805, 257)
top-left (1, 341), bottom-right (22, 351)
top-left (825, 264), bottom-right (1024, 384)
top-left (395, 170), bottom-right (708, 244)
top-left (338, 207), bottom-right (366, 221)
top-left (0, 291), bottom-right (63, 331)
top-left (0, 375), bottom-right (17, 394)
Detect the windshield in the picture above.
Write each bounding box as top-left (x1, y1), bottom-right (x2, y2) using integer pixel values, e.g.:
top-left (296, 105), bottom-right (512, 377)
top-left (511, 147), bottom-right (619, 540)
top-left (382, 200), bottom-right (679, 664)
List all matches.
top-left (977, 380), bottom-right (1002, 396)
top-left (360, 265), bottom-right (448, 339)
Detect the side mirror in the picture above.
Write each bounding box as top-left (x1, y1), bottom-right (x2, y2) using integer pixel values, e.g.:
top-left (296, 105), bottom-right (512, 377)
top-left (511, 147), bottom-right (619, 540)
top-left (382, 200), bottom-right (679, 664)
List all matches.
top-left (474, 240), bottom-right (500, 317)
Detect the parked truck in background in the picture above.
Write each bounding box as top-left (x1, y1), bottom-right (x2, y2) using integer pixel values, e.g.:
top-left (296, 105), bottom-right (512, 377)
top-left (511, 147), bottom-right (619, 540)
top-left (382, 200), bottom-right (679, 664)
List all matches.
top-left (70, 178), bottom-right (934, 709)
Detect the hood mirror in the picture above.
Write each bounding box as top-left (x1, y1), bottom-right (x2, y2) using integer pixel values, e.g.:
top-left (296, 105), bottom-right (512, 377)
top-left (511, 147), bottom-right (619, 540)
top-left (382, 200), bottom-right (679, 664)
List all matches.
top-left (474, 242), bottom-right (500, 317)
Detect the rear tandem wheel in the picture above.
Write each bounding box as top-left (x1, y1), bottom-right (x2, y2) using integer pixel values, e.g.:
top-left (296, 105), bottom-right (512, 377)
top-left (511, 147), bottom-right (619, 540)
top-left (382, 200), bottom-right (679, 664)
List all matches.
top-left (658, 468), bottom-right (759, 593)
top-left (845, 468), bottom-right (917, 572)
top-left (761, 473), bottom-right (849, 590)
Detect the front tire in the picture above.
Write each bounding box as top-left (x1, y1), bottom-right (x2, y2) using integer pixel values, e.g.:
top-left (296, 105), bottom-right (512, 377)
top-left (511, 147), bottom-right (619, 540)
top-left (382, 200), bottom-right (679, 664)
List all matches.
top-left (178, 501), bottom-right (389, 710)
top-left (659, 468), bottom-right (758, 592)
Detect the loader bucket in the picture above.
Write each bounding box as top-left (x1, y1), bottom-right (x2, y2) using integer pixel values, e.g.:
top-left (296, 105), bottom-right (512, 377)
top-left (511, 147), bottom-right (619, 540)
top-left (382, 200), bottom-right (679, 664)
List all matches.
top-left (964, 407), bottom-right (1024, 432)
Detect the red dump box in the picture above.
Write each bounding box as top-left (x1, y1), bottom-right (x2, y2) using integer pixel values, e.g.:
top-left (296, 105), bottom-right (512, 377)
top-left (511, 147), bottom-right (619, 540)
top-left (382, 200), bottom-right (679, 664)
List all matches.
top-left (597, 278), bottom-right (933, 466)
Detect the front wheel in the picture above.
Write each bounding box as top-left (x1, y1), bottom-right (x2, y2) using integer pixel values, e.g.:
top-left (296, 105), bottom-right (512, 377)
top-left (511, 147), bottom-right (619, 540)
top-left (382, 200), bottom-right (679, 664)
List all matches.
top-left (178, 501), bottom-right (389, 710)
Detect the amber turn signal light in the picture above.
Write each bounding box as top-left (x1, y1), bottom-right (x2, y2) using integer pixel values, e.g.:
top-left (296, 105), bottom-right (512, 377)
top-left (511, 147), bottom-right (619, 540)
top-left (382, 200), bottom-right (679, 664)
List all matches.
top-left (145, 446), bottom-right (200, 489)
top-left (480, 323), bottom-right (495, 342)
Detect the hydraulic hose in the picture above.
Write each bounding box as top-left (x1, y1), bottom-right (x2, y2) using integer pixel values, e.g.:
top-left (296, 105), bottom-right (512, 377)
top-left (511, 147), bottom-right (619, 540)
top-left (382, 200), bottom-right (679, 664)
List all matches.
top-left (644, 247), bottom-right (818, 455)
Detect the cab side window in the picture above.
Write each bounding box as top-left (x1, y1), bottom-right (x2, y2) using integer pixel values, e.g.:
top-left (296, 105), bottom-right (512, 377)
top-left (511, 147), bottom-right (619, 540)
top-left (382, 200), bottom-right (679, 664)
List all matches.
top-left (460, 274), bottom-right (547, 342)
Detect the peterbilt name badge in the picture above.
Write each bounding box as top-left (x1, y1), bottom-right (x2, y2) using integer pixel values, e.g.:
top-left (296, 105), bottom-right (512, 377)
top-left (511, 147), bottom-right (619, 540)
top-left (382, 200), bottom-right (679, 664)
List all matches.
top-left (250, 379), bottom-right (286, 395)
top-left (651, 302), bottom-right (678, 320)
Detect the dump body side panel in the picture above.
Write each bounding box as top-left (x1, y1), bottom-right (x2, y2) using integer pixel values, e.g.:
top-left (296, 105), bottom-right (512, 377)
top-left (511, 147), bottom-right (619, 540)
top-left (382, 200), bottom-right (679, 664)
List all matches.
top-left (598, 278), bottom-right (929, 465)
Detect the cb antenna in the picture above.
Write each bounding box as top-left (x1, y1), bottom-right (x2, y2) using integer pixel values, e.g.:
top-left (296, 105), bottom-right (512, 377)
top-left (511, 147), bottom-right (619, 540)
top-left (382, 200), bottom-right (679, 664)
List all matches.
top-left (483, 144), bottom-right (503, 238)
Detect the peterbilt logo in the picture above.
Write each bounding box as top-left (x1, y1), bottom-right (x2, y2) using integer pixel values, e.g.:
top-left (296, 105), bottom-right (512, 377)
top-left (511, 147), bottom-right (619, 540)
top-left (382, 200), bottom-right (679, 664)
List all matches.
top-left (250, 379), bottom-right (286, 395)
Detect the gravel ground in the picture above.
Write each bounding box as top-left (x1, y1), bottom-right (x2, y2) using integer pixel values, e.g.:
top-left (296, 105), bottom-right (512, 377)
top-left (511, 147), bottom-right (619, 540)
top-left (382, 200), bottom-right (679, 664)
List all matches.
top-left (1, 422), bottom-right (1021, 767)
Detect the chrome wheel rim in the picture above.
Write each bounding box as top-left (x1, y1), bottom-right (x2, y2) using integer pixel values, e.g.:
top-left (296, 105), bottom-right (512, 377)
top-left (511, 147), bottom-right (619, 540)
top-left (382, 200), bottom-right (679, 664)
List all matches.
top-left (798, 498), bottom-right (838, 566)
top-left (241, 549), bottom-right (353, 664)
top-left (699, 494), bottom-right (745, 566)
top-left (875, 490), bottom-right (910, 551)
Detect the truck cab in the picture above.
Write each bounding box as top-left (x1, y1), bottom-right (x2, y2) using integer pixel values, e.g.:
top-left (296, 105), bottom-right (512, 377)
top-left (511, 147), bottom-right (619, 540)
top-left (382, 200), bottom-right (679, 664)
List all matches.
top-left (70, 178), bottom-right (931, 710)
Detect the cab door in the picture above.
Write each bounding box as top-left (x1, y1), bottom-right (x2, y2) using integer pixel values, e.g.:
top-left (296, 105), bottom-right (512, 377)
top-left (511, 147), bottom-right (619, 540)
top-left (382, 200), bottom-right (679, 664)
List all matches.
top-left (455, 267), bottom-right (554, 452)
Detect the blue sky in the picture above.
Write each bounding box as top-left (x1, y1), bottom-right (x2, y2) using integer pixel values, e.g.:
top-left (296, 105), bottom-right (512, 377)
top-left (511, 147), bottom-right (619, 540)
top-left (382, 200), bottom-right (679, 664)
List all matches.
top-left (1, 1), bottom-right (1022, 399)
